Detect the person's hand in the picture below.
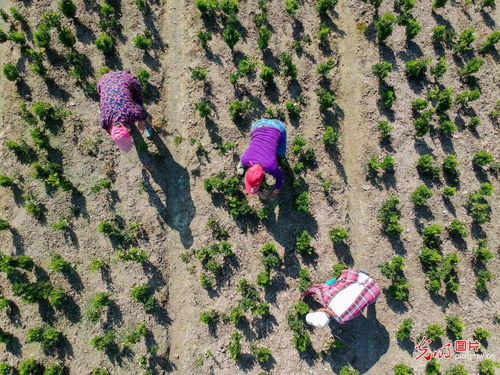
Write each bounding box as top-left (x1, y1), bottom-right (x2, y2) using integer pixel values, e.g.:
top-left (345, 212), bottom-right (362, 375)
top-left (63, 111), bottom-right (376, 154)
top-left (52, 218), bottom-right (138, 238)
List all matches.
top-left (137, 120), bottom-right (146, 132)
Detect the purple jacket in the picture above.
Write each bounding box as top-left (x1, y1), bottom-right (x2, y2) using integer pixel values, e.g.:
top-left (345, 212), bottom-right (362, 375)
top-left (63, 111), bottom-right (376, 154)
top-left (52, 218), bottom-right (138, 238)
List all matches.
top-left (240, 127), bottom-right (284, 189)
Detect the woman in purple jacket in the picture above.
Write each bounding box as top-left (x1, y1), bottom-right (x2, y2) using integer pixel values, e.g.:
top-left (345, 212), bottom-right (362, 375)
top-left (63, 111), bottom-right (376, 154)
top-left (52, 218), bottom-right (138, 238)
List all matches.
top-left (239, 118), bottom-right (287, 198)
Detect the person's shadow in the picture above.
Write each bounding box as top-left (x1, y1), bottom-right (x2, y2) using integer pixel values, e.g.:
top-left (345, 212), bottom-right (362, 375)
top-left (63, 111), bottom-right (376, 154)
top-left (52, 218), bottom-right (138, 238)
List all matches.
top-left (134, 130), bottom-right (195, 248)
top-left (324, 304), bottom-right (390, 373)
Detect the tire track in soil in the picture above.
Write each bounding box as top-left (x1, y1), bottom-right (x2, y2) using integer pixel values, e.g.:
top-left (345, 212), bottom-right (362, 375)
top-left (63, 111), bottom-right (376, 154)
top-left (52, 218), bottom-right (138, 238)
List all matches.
top-left (335, 0), bottom-right (369, 269)
top-left (159, 0), bottom-right (192, 368)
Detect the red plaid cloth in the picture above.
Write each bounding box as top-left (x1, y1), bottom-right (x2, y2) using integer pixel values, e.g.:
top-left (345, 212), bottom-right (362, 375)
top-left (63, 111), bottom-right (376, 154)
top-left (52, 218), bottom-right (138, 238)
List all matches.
top-left (303, 269), bottom-right (381, 324)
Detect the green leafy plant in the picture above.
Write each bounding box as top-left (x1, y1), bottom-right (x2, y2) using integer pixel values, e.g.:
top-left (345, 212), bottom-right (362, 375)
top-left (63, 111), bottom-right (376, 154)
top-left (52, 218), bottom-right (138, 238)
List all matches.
top-left (50, 253), bottom-right (71, 273)
top-left (472, 151), bottom-right (493, 167)
top-left (330, 227), bottom-right (348, 243)
top-left (323, 126), bottom-right (339, 145)
top-left (315, 88), bottom-right (335, 110)
top-left (89, 258), bottom-right (108, 272)
top-left (446, 219), bottom-right (467, 238)
top-left (8, 31), bottom-right (26, 45)
top-left (317, 23), bottom-right (331, 43)
top-left (339, 366), bottom-right (359, 375)
top-left (454, 28), bottom-right (475, 53)
top-left (226, 331), bottom-right (242, 361)
top-left (116, 248), bottom-right (148, 263)
top-left (43, 362), bottom-right (65, 375)
top-left (298, 268), bottom-right (311, 293)
top-left (381, 85), bottom-right (396, 109)
top-left (123, 323), bottom-right (148, 346)
top-left (286, 0), bottom-right (299, 14)
top-left (260, 66), bottom-right (275, 85)
top-left (372, 61), bottom-right (392, 80)
top-left (460, 57), bottom-right (484, 76)
top-left (58, 26), bottom-right (76, 48)
top-left (393, 363), bottom-right (414, 375)
top-left (0, 328), bottom-right (10, 344)
top-left (94, 33), bottom-right (114, 53)
top-left (473, 239), bottom-right (493, 263)
top-left (317, 58), bottom-right (335, 76)
top-left (51, 219), bottom-right (69, 231)
top-left (19, 359), bottom-right (42, 375)
top-left (197, 30), bottom-right (212, 48)
top-left (229, 99), bottom-right (253, 118)
top-left (26, 326), bottom-right (61, 350)
top-left (131, 285), bottom-right (156, 312)
top-left (190, 67), bottom-right (207, 81)
top-left (396, 318), bottom-right (414, 340)
top-left (90, 331), bottom-right (116, 352)
top-left (294, 191), bottom-right (309, 212)
top-left (377, 121), bottom-right (393, 139)
top-left (223, 20), bottom-right (240, 49)
top-left (378, 196), bottom-right (404, 237)
top-left (280, 52), bottom-right (298, 79)
top-left (295, 231), bottom-right (315, 256)
top-left (375, 13), bottom-right (397, 42)
top-left (411, 185), bottom-right (433, 206)
top-left (317, 0), bottom-right (337, 14)
top-left (425, 323), bottom-right (445, 341)
top-left (3, 63), bottom-right (18, 81)
top-left (480, 30), bottom-right (500, 52)
top-left (59, 0), bottom-right (77, 18)
top-left (445, 316), bottom-right (464, 339)
top-left (133, 32), bottom-right (153, 51)
top-left (472, 327), bottom-right (490, 343)
top-left (430, 57), bottom-right (447, 78)
top-left (477, 359), bottom-right (499, 375)
top-left (417, 154), bottom-right (440, 178)
top-left (405, 19), bottom-right (421, 40)
top-left (257, 26), bottom-right (270, 50)
top-left (367, 156), bottom-right (395, 174)
top-left (405, 58), bottom-right (430, 77)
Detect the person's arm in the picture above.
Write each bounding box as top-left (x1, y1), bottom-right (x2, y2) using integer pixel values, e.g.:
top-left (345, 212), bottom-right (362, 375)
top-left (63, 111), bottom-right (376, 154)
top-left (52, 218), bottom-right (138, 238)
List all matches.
top-left (266, 162), bottom-right (284, 190)
top-left (317, 308), bottom-right (336, 317)
top-left (130, 76), bottom-right (144, 105)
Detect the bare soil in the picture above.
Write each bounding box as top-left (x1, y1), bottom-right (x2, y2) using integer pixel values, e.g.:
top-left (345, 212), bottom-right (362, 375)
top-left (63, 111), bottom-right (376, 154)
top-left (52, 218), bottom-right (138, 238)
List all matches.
top-left (0, 0), bottom-right (499, 374)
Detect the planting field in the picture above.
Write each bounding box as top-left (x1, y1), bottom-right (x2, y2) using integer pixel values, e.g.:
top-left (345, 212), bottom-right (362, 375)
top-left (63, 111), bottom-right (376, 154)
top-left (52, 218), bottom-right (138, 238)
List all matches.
top-left (0, 0), bottom-right (499, 374)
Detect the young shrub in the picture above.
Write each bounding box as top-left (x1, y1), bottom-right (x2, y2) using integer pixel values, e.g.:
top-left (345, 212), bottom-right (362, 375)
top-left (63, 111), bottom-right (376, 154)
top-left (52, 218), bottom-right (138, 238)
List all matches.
top-left (468, 116), bottom-right (480, 128)
top-left (412, 99), bottom-right (428, 111)
top-left (285, 100), bottom-right (301, 117)
top-left (317, 0), bottom-right (337, 14)
top-left (454, 29), bottom-right (475, 53)
top-left (250, 345), bottom-right (272, 363)
top-left (393, 363), bottom-right (414, 375)
top-left (396, 318), bottom-right (414, 340)
top-left (378, 196), bottom-right (403, 237)
top-left (445, 316), bottom-right (464, 339)
top-left (472, 327), bottom-right (490, 342)
top-left (454, 89), bottom-right (480, 107)
top-left (90, 331), bottom-right (116, 352)
top-left (286, 0), bottom-right (299, 14)
top-left (422, 224), bottom-right (443, 250)
top-left (259, 66), bottom-right (274, 85)
top-left (316, 88), bottom-right (335, 110)
top-left (411, 185), bottom-right (433, 206)
top-left (442, 154), bottom-right (460, 179)
top-left (59, 0), bottom-right (77, 18)
top-left (19, 359), bottom-right (42, 375)
top-left (317, 58), bottom-right (335, 76)
top-left (425, 358), bottom-right (441, 375)
top-left (480, 30), bottom-right (500, 52)
top-left (298, 268), bottom-right (312, 293)
top-left (439, 115), bottom-right (457, 134)
top-left (430, 57), bottom-right (447, 78)
top-left (432, 25), bottom-right (454, 44)
top-left (115, 248), bottom-right (148, 263)
top-left (3, 63), bottom-right (19, 82)
top-left (332, 263), bottom-right (347, 278)
top-left (477, 360), bottom-right (499, 375)
top-left (0, 328), bottom-right (10, 344)
top-left (133, 32), bottom-right (153, 51)
top-left (131, 285), bottom-right (156, 312)
top-left (51, 219), bottom-right (69, 231)
top-left (380, 85), bottom-right (396, 109)
top-left (26, 326), bottom-right (61, 350)
top-left (476, 269), bottom-right (492, 292)
top-left (317, 23), bottom-right (331, 43)
top-left (323, 126), bottom-right (339, 145)
top-left (460, 57), bottom-right (484, 76)
top-left (226, 331), bottom-right (242, 361)
top-left (32, 25), bottom-right (51, 49)
top-left (446, 219), bottom-right (467, 238)
top-left (194, 99), bottom-right (212, 118)
top-left (94, 33), bottom-right (113, 53)
top-left (229, 99), bottom-right (253, 118)
top-left (190, 67), bottom-right (207, 81)
top-left (375, 13), bottom-right (397, 42)
top-left (405, 58), bottom-right (430, 77)
top-left (0, 219), bottom-right (10, 230)
top-left (329, 227), bottom-right (348, 243)
top-left (295, 231), bottom-right (315, 256)
top-left (280, 52), bottom-right (297, 79)
top-left (417, 154), bottom-right (439, 178)
top-left (89, 258), bottom-right (108, 272)
top-left (197, 30), bottom-right (212, 49)
top-left (0, 363), bottom-right (14, 374)
top-left (223, 21), bottom-right (240, 49)
top-left (0, 175), bottom-right (14, 187)
top-left (92, 368), bottom-right (111, 375)
top-left (30, 128), bottom-right (50, 149)
top-left (199, 308), bottom-right (219, 325)
top-left (257, 26), bottom-right (270, 50)
top-left (473, 151), bottom-right (493, 167)
top-left (43, 362), bottom-right (65, 375)
top-left (294, 191), bottom-right (309, 212)
top-left (8, 31), bottom-right (26, 45)
top-left (123, 323), bottom-right (147, 346)
top-left (372, 61), bottom-right (392, 80)
top-left (58, 27), bottom-right (76, 48)
top-left (405, 19), bottom-right (421, 40)
top-left (195, 0), bottom-right (219, 14)
top-left (425, 323), bottom-right (445, 341)
top-left (50, 253), bottom-right (71, 273)
top-left (9, 7), bottom-right (25, 23)
top-left (339, 366), bottom-right (359, 375)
